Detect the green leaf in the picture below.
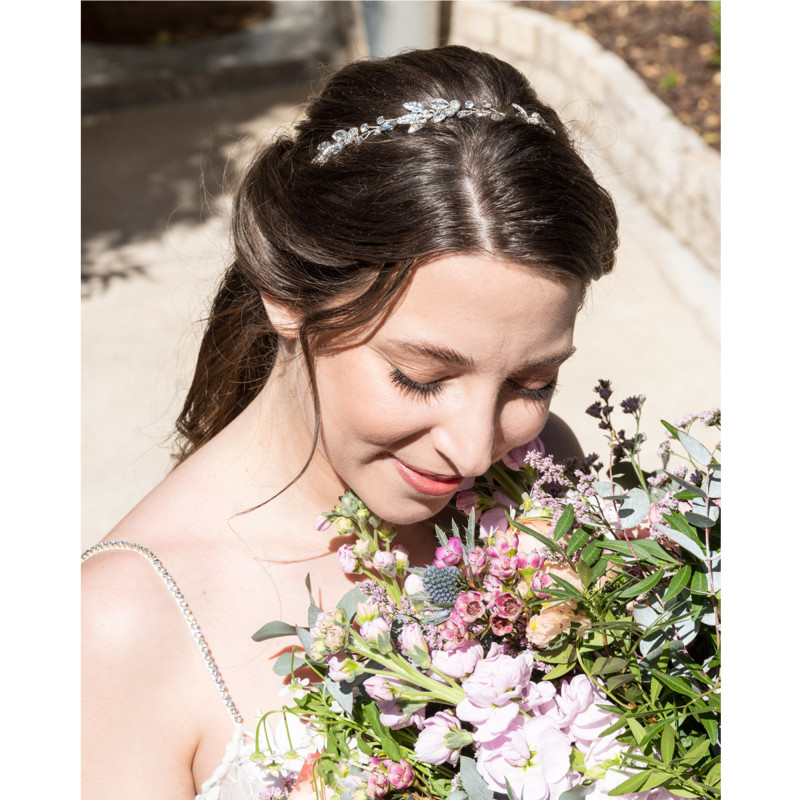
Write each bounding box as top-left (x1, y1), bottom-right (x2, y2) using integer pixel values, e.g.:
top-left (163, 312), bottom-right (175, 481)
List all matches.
top-left (685, 512), bottom-right (717, 529)
top-left (698, 712), bottom-right (719, 745)
top-left (607, 769), bottom-right (650, 795)
top-left (681, 737), bottom-right (711, 765)
top-left (541, 661), bottom-right (577, 681)
top-left (677, 429), bottom-right (712, 466)
top-left (641, 772), bottom-right (672, 790)
top-left (604, 673), bottom-right (636, 693)
top-left (618, 568), bottom-right (664, 599)
top-left (505, 776), bottom-right (517, 800)
top-left (660, 419), bottom-right (680, 438)
top-left (251, 620), bottom-right (299, 642)
top-left (509, 518), bottom-right (565, 557)
top-left (660, 725), bottom-right (676, 765)
top-left (553, 504), bottom-right (575, 542)
top-left (648, 667), bottom-right (697, 697)
top-left (665, 472), bottom-right (706, 497)
top-left (465, 508), bottom-right (476, 553)
top-left (600, 539), bottom-right (680, 565)
top-left (548, 574), bottom-right (582, 598)
top-left (628, 716), bottom-right (647, 746)
top-left (706, 761), bottom-right (722, 785)
top-left (591, 656), bottom-right (628, 675)
top-left (362, 701), bottom-right (402, 760)
top-left (577, 558), bottom-right (595, 590)
top-left (663, 565), bottom-right (692, 602)
top-left (566, 527), bottom-right (591, 556)
top-left (459, 756), bottom-right (494, 800)
top-left (580, 541), bottom-right (601, 566)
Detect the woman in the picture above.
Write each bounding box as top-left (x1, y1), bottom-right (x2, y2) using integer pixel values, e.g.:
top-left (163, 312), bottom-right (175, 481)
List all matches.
top-left (82, 45), bottom-right (618, 799)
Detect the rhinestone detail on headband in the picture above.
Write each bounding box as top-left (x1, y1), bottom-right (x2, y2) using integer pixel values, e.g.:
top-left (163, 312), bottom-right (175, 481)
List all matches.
top-left (313, 98), bottom-right (556, 164)
top-left (82, 540), bottom-right (244, 724)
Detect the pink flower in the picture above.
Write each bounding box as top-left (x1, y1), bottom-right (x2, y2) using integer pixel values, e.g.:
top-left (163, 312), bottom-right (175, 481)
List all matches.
top-left (456, 490), bottom-right (481, 517)
top-left (479, 507), bottom-right (509, 538)
top-left (404, 572), bottom-right (425, 595)
top-left (454, 590), bottom-right (486, 623)
top-left (373, 550), bottom-right (397, 577)
top-left (492, 591), bottom-right (524, 621)
top-left (377, 699), bottom-right (426, 729)
top-left (366, 770), bottom-right (389, 799)
top-left (547, 675), bottom-right (618, 751)
top-left (327, 651), bottom-right (360, 681)
top-left (360, 616), bottom-right (390, 645)
top-left (431, 640), bottom-right (484, 678)
top-left (383, 759), bottom-right (414, 790)
top-left (487, 552), bottom-right (520, 580)
top-left (399, 622), bottom-right (431, 667)
top-left (477, 715), bottom-right (573, 800)
top-left (489, 615), bottom-right (514, 636)
top-left (315, 514), bottom-right (331, 531)
top-left (415, 711), bottom-right (465, 766)
top-left (456, 652), bottom-right (532, 742)
top-left (337, 544), bottom-right (357, 573)
top-left (434, 537), bottom-right (464, 568)
top-left (364, 675), bottom-right (395, 702)
top-left (467, 546), bottom-right (488, 573)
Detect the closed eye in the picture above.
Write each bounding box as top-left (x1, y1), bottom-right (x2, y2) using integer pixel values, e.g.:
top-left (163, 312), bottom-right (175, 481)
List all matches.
top-left (390, 368), bottom-right (444, 398)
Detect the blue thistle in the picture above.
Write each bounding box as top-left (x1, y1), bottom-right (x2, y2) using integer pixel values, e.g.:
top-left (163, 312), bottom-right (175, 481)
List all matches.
top-left (422, 565), bottom-right (463, 607)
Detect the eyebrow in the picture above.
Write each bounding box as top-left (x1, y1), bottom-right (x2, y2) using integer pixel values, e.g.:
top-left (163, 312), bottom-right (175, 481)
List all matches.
top-left (388, 340), bottom-right (577, 370)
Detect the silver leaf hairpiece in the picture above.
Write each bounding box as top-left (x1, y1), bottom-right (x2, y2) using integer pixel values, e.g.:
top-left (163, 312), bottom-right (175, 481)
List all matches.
top-left (313, 98), bottom-right (556, 164)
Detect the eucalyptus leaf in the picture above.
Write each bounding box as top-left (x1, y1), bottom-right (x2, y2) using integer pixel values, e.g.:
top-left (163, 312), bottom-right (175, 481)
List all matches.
top-left (685, 512), bottom-right (717, 529)
top-left (273, 649), bottom-right (308, 676)
top-left (446, 792), bottom-right (469, 800)
top-left (660, 419), bottom-right (680, 438)
top-left (325, 676), bottom-right (354, 715)
top-left (592, 480), bottom-right (615, 497)
top-left (617, 488), bottom-right (651, 529)
top-left (459, 756), bottom-right (494, 800)
top-left (665, 472), bottom-right (706, 497)
top-left (558, 784), bottom-right (593, 800)
top-left (252, 620), bottom-right (299, 642)
top-left (691, 496), bottom-right (720, 522)
top-left (296, 626), bottom-right (316, 658)
top-left (654, 522), bottom-right (705, 560)
top-left (706, 465), bottom-right (721, 499)
top-left (677, 429), bottom-right (712, 466)
top-left (337, 587), bottom-right (368, 621)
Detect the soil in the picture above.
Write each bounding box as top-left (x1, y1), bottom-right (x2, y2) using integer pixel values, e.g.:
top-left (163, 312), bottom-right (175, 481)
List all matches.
top-left (515, 1), bottom-right (721, 150)
top-left (81, 2), bottom-right (275, 46)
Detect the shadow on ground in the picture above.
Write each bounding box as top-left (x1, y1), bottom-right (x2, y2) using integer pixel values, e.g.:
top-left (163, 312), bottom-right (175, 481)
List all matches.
top-left (81, 77), bottom-right (318, 298)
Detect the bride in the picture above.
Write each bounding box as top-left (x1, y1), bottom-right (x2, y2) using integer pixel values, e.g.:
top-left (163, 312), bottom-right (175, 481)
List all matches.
top-left (82, 45), bottom-right (618, 799)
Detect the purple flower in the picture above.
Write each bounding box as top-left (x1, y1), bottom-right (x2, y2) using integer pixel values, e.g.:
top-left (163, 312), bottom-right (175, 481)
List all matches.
top-left (377, 699), bottom-right (426, 729)
top-left (434, 537), bottom-right (464, 568)
top-left (315, 514), bottom-right (332, 531)
top-left (620, 394), bottom-right (646, 414)
top-left (364, 675), bottom-right (395, 702)
top-left (501, 437), bottom-right (545, 470)
top-left (479, 506), bottom-right (509, 539)
top-left (415, 711), bottom-right (465, 766)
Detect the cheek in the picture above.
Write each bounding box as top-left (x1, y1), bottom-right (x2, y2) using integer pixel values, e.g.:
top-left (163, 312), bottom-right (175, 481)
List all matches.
top-left (497, 400), bottom-right (551, 453)
top-left (315, 353), bottom-right (431, 449)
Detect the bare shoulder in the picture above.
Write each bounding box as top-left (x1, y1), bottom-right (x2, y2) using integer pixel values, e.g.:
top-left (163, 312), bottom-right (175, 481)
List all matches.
top-left (82, 548), bottom-right (202, 798)
top-left (538, 412), bottom-right (584, 463)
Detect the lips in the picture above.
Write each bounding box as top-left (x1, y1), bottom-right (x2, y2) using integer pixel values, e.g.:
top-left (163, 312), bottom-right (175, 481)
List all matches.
top-left (391, 457), bottom-right (463, 496)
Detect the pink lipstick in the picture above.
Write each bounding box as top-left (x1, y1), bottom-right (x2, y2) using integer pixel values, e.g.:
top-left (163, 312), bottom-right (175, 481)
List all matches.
top-left (392, 457), bottom-right (463, 496)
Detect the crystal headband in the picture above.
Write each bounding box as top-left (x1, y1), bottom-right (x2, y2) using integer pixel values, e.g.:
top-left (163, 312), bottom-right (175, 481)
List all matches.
top-left (313, 98), bottom-right (556, 164)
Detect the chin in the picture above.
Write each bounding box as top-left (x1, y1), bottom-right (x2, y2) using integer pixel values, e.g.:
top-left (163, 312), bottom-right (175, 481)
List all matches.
top-left (363, 492), bottom-right (453, 527)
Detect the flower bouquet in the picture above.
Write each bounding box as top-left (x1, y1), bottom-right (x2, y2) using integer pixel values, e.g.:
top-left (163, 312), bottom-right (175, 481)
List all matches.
top-left (252, 380), bottom-right (721, 800)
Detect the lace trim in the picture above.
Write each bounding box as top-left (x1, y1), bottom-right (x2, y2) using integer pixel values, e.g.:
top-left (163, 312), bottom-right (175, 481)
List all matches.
top-left (82, 539), bottom-right (244, 723)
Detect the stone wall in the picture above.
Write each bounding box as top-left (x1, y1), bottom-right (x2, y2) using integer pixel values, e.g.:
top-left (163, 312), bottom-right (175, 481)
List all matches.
top-left (449, 1), bottom-right (720, 275)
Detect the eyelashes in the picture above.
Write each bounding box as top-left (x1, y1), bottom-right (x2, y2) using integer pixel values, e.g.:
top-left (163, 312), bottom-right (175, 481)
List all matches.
top-left (389, 368), bottom-right (557, 402)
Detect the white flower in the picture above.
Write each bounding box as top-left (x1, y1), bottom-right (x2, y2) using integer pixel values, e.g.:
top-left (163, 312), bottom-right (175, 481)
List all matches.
top-left (279, 677), bottom-right (311, 700)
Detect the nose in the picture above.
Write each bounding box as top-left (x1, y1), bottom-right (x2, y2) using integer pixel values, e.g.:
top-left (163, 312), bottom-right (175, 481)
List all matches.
top-left (430, 391), bottom-right (498, 478)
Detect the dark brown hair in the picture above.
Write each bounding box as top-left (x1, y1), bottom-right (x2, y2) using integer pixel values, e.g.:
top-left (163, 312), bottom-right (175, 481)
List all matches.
top-left (174, 45), bottom-right (618, 463)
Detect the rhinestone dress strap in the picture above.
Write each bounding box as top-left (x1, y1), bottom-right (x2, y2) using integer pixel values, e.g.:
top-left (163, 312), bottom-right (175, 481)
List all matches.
top-left (82, 540), bottom-right (244, 724)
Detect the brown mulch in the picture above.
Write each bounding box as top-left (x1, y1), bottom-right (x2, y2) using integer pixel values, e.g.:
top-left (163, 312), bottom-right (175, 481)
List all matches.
top-left (515, 1), bottom-right (721, 150)
top-left (81, 1), bottom-right (275, 46)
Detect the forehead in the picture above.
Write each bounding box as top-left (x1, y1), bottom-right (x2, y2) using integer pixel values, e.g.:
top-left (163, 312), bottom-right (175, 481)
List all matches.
top-left (371, 253), bottom-right (582, 367)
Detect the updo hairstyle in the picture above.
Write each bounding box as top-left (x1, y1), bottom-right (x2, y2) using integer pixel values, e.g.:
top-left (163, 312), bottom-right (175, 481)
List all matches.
top-left (174, 45), bottom-right (619, 463)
